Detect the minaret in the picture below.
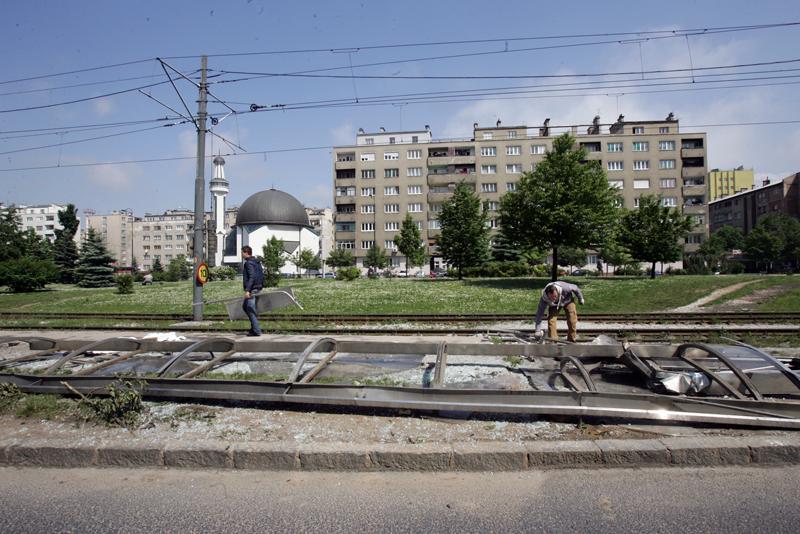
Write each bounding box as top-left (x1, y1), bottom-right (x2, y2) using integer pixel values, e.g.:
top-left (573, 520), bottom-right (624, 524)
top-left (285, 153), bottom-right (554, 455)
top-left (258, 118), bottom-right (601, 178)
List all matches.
top-left (209, 155), bottom-right (230, 266)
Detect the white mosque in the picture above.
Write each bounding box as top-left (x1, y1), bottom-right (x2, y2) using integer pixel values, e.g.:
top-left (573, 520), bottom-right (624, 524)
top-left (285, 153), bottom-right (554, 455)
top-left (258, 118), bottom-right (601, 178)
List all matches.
top-left (211, 156), bottom-right (319, 275)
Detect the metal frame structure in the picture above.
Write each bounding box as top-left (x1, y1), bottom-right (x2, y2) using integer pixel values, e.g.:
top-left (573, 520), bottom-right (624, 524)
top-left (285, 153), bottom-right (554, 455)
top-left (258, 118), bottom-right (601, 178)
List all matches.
top-left (2, 335), bottom-right (800, 429)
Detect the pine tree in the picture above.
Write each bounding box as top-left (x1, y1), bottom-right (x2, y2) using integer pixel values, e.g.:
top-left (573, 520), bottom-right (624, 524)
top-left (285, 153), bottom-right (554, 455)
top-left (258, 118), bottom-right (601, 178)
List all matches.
top-left (152, 257), bottom-right (164, 273)
top-left (437, 182), bottom-right (490, 279)
top-left (53, 204), bottom-right (80, 283)
top-left (76, 228), bottom-right (116, 287)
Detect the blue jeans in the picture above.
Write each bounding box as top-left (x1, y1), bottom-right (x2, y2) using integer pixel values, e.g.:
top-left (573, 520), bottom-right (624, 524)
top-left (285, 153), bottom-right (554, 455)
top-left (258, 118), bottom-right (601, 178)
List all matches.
top-left (242, 290), bottom-right (261, 334)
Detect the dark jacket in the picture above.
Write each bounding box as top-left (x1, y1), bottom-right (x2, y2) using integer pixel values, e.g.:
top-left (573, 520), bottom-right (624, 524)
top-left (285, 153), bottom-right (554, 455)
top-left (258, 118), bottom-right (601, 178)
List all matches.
top-left (243, 256), bottom-right (265, 292)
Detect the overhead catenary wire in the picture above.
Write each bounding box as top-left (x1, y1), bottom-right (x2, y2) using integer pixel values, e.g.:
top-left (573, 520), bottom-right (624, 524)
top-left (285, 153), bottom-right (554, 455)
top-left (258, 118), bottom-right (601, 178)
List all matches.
top-left (2, 119), bottom-right (799, 173)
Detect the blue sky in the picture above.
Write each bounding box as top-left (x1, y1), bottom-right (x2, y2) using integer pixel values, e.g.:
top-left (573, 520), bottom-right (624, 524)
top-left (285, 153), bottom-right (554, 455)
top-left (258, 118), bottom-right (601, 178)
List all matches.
top-left (1, 0), bottom-right (799, 216)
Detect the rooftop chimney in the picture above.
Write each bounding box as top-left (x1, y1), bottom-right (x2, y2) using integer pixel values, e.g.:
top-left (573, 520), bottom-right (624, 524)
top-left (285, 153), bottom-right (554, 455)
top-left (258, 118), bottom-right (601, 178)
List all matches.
top-left (610, 114), bottom-right (625, 134)
top-left (496, 119), bottom-right (502, 127)
top-left (762, 178), bottom-right (771, 187)
top-left (425, 125), bottom-right (430, 132)
top-left (587, 115), bottom-right (600, 135)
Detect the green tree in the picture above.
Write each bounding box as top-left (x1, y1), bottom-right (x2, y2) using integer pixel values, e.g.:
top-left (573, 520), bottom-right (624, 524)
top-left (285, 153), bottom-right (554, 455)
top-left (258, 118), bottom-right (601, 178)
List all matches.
top-left (326, 248), bottom-right (355, 270)
top-left (53, 204), bottom-right (80, 284)
top-left (0, 256), bottom-right (59, 292)
top-left (76, 228), bottom-right (116, 287)
top-left (293, 248), bottom-right (321, 276)
top-left (499, 133), bottom-right (620, 281)
top-left (261, 236), bottom-right (286, 287)
top-left (151, 257), bottom-right (163, 273)
top-left (364, 245), bottom-right (388, 274)
top-left (166, 255), bottom-right (192, 281)
top-left (743, 214), bottom-right (800, 272)
top-left (618, 195), bottom-right (694, 279)
top-left (597, 239), bottom-right (633, 275)
top-left (0, 207), bottom-right (25, 262)
top-left (394, 214), bottom-right (427, 270)
top-left (437, 182), bottom-right (490, 279)
top-left (557, 247), bottom-right (587, 270)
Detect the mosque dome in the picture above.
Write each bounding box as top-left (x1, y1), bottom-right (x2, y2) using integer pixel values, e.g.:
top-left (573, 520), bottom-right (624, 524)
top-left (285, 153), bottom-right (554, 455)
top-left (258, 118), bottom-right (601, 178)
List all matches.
top-left (235, 188), bottom-right (310, 227)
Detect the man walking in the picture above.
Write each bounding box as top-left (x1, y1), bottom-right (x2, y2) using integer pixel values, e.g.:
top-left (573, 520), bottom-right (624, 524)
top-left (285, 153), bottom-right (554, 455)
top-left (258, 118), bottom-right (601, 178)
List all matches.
top-left (534, 281), bottom-right (585, 342)
top-left (241, 246), bottom-right (265, 336)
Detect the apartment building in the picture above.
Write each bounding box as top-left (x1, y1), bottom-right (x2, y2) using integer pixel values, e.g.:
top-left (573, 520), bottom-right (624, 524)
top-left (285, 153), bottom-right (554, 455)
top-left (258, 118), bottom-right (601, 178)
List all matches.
top-left (709, 166), bottom-right (754, 201)
top-left (84, 210), bottom-right (135, 267)
top-left (306, 207), bottom-right (334, 263)
top-left (332, 115), bottom-right (709, 269)
top-left (14, 203), bottom-right (67, 242)
top-left (708, 172), bottom-right (799, 235)
top-left (133, 209), bottom-right (195, 271)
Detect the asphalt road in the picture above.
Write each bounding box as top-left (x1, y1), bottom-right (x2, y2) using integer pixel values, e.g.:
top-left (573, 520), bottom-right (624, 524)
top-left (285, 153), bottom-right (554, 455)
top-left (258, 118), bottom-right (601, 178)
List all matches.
top-left (1, 465), bottom-right (799, 533)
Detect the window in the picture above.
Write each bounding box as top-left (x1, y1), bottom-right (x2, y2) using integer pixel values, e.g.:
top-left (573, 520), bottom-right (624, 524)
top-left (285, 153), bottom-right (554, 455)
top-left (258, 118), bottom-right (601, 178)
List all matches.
top-left (660, 178), bottom-right (677, 188)
top-left (482, 132), bottom-right (493, 140)
top-left (407, 167), bottom-right (422, 177)
top-left (486, 201), bottom-right (499, 211)
top-left (632, 141), bottom-right (649, 152)
top-left (360, 204), bottom-right (375, 214)
top-left (685, 234), bottom-right (703, 244)
top-left (384, 240), bottom-right (398, 250)
top-left (408, 185), bottom-right (422, 195)
top-left (481, 165), bottom-right (497, 174)
top-left (384, 152), bottom-right (399, 160)
top-left (176, 234), bottom-right (184, 240)
top-left (360, 187), bottom-right (375, 196)
top-left (481, 146), bottom-right (496, 156)
top-left (661, 197), bottom-right (677, 207)
top-left (481, 183), bottom-right (498, 193)
top-left (633, 198), bottom-right (641, 208)
top-left (361, 153), bottom-right (375, 161)
top-left (384, 186), bottom-right (400, 195)
top-left (361, 222), bottom-right (374, 232)
top-left (337, 240), bottom-right (355, 249)
top-left (531, 144), bottom-right (546, 155)
top-left (361, 240), bottom-right (374, 249)
top-left (489, 219), bottom-right (498, 228)
top-left (408, 203), bottom-right (423, 213)
top-left (659, 159), bottom-right (676, 169)
top-left (607, 142), bottom-right (623, 152)
top-left (384, 204), bottom-right (400, 213)
top-left (429, 203), bottom-right (442, 213)
top-left (659, 126), bottom-right (670, 134)
top-left (659, 140), bottom-right (675, 151)
top-left (608, 180), bottom-right (624, 189)
top-left (361, 169), bottom-right (375, 179)
top-left (365, 138), bottom-right (374, 145)
top-left (607, 161), bottom-right (624, 171)
top-left (506, 182), bottom-right (517, 192)
top-left (428, 220), bottom-right (441, 229)
top-left (407, 149), bottom-right (421, 159)
top-left (176, 244), bottom-right (185, 250)
top-left (633, 160), bottom-right (650, 171)
top-left (506, 145), bottom-right (521, 156)
top-left (633, 126), bottom-right (645, 134)
top-left (165, 235), bottom-right (173, 241)
top-left (385, 168), bottom-right (399, 178)
top-left (389, 137), bottom-right (395, 144)
top-left (385, 221), bottom-right (400, 231)
top-left (506, 164), bottom-right (522, 173)
top-left (634, 179), bottom-right (650, 189)
top-left (508, 130), bottom-right (518, 138)
top-left (412, 136), bottom-right (419, 143)
top-left (336, 186), bottom-right (355, 196)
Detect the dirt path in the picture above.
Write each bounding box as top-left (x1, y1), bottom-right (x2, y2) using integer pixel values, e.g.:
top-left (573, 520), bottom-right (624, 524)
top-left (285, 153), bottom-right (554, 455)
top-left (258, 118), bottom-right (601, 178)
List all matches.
top-left (670, 280), bottom-right (760, 312)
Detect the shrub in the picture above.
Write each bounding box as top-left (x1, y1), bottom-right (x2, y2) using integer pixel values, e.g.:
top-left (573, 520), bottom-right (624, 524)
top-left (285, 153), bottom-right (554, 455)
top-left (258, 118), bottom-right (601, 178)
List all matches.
top-left (0, 256), bottom-right (58, 292)
top-left (531, 264), bottom-right (552, 277)
top-left (115, 274), bottom-right (134, 294)
top-left (725, 261), bottom-right (746, 274)
top-left (336, 266), bottom-right (361, 281)
top-left (79, 379), bottom-right (145, 428)
top-left (463, 261), bottom-right (531, 278)
top-left (665, 267), bottom-right (687, 275)
top-left (209, 266), bottom-right (236, 281)
top-left (615, 264), bottom-right (644, 276)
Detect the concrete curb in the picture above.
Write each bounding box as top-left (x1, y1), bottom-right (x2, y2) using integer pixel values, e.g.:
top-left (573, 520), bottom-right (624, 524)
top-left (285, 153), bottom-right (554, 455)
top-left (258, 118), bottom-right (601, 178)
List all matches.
top-left (1, 436), bottom-right (799, 471)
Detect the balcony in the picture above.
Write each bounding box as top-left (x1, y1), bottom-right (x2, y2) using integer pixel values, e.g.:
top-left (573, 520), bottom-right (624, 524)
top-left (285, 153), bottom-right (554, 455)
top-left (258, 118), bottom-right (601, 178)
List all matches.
top-left (427, 173), bottom-right (477, 187)
top-left (681, 148), bottom-right (704, 159)
top-left (334, 195), bottom-right (356, 205)
top-left (682, 203), bottom-right (707, 216)
top-left (428, 191), bottom-right (453, 203)
top-left (334, 212), bottom-right (356, 222)
top-left (426, 155), bottom-right (476, 166)
top-left (682, 184), bottom-right (706, 197)
top-left (334, 230), bottom-right (355, 240)
top-left (682, 166), bottom-right (706, 179)
top-left (334, 160), bottom-right (357, 170)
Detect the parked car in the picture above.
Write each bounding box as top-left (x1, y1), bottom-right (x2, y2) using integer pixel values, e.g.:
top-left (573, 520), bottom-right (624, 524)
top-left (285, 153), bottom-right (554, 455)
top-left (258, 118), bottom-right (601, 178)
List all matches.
top-left (323, 272), bottom-right (335, 279)
top-left (570, 269), bottom-right (589, 276)
top-left (395, 270), bottom-right (408, 278)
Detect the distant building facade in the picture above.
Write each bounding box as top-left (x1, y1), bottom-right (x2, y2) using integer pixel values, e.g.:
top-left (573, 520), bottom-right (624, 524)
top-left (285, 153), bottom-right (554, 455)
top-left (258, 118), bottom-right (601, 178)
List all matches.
top-left (709, 167), bottom-right (754, 201)
top-left (84, 210), bottom-right (135, 267)
top-left (306, 207), bottom-right (334, 264)
top-left (708, 172), bottom-right (799, 235)
top-left (333, 115), bottom-right (709, 271)
top-left (10, 203), bottom-right (67, 243)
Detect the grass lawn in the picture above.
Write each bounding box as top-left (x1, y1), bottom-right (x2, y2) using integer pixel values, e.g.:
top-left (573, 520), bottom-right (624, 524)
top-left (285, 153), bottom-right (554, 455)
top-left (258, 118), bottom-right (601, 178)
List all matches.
top-left (0, 274), bottom-right (789, 315)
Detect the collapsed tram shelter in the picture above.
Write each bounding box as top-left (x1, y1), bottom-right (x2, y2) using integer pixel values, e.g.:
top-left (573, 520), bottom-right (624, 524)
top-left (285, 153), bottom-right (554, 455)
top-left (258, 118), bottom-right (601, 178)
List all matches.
top-left (2, 333), bottom-right (800, 430)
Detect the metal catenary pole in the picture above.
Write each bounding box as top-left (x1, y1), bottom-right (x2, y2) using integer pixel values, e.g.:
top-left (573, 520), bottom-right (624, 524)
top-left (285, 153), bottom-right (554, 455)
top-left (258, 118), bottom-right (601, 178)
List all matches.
top-left (192, 56), bottom-right (208, 321)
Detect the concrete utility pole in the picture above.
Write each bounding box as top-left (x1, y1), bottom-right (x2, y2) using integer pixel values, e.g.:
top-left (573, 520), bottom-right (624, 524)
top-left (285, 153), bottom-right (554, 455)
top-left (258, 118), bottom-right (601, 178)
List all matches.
top-left (192, 56), bottom-right (208, 321)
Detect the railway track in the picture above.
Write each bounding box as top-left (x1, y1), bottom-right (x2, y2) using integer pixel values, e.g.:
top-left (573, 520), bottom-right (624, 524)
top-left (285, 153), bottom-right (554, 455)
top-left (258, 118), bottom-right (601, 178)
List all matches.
top-left (1, 311), bottom-right (799, 324)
